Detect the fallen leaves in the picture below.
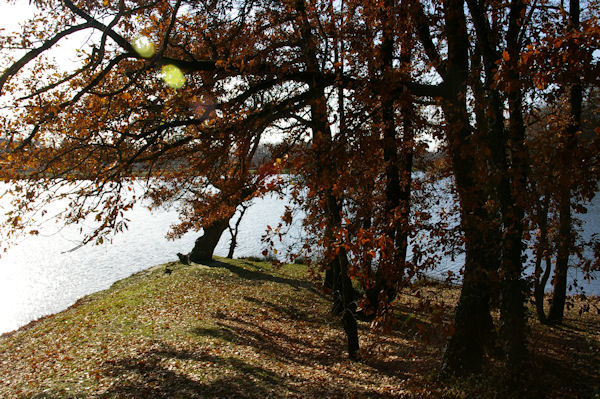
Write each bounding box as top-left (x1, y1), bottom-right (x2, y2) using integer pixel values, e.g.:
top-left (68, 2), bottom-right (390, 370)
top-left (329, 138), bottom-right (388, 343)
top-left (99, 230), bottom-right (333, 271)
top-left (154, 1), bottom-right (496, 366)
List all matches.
top-left (0, 258), bottom-right (597, 398)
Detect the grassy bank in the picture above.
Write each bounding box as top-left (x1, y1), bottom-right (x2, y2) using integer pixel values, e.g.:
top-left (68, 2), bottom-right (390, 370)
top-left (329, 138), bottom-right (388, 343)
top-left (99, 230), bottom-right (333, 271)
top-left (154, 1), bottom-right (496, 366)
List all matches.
top-left (0, 257), bottom-right (598, 398)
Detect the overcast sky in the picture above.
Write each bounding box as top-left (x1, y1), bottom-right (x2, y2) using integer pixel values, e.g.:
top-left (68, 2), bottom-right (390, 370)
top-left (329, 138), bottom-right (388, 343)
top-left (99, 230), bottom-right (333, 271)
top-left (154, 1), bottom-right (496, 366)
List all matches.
top-left (0, 2), bottom-right (37, 35)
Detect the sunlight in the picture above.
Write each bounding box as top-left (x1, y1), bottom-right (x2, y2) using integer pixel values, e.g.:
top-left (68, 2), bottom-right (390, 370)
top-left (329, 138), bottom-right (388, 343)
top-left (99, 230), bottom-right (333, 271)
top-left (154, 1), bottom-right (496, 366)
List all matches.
top-left (131, 35), bottom-right (155, 59)
top-left (161, 64), bottom-right (186, 89)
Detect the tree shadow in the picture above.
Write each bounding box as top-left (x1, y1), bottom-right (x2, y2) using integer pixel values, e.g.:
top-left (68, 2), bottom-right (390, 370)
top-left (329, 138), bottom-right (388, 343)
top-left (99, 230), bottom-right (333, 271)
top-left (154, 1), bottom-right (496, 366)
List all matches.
top-left (206, 260), bottom-right (327, 299)
top-left (189, 326), bottom-right (239, 343)
top-left (242, 296), bottom-right (311, 321)
top-left (187, 318), bottom-right (409, 398)
top-left (190, 314), bottom-right (342, 368)
top-left (96, 343), bottom-right (294, 399)
top-left (527, 326), bottom-right (600, 398)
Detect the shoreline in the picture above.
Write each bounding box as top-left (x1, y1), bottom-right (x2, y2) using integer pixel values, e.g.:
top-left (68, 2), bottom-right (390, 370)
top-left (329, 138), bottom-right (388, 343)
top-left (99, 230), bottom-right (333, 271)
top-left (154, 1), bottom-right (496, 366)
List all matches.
top-left (0, 262), bottom-right (173, 339)
top-left (2, 258), bottom-right (598, 341)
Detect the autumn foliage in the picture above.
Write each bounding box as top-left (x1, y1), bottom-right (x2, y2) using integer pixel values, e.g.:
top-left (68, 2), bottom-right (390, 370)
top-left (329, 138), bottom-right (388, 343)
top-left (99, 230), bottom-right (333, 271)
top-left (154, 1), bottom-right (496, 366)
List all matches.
top-left (1, 0), bottom-right (599, 386)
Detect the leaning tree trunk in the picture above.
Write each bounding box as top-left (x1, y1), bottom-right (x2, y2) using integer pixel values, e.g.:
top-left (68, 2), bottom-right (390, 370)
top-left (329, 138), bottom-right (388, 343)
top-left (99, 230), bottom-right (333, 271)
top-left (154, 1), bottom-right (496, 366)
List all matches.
top-left (227, 203), bottom-right (250, 259)
top-left (178, 218), bottom-right (230, 264)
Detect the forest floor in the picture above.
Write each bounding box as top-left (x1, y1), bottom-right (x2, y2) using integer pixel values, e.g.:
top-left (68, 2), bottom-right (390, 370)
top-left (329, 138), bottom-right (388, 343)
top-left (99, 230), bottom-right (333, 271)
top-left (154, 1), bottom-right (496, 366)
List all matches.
top-left (0, 257), bottom-right (598, 398)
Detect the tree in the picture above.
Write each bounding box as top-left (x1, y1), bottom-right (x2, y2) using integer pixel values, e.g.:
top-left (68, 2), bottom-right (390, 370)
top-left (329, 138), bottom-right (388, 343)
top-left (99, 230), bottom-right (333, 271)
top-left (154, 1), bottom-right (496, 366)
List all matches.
top-left (527, 2), bottom-right (600, 323)
top-left (1, 0), bottom-right (599, 374)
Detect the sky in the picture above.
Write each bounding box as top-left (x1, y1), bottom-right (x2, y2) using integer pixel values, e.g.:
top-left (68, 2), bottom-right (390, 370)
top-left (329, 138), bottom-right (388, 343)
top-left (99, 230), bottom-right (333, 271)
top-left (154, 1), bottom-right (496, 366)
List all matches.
top-left (0, 2), bottom-right (36, 33)
top-left (0, 1), bottom-right (103, 71)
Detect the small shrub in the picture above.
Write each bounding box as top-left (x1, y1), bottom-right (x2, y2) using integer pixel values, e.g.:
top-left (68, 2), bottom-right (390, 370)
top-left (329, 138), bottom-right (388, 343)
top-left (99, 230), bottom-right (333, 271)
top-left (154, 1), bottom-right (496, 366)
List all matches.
top-left (239, 256), bottom-right (263, 262)
top-left (263, 252), bottom-right (278, 263)
top-left (240, 253), bottom-right (278, 263)
top-left (293, 256), bottom-right (307, 265)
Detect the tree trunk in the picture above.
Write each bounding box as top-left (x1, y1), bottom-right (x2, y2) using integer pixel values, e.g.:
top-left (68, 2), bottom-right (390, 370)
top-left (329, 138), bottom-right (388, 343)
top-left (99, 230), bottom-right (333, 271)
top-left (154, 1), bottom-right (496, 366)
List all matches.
top-left (378, 0), bottom-right (402, 312)
top-left (548, 91), bottom-right (581, 323)
top-left (180, 218), bottom-right (229, 264)
top-left (533, 195), bottom-right (552, 323)
top-left (548, 0), bottom-right (582, 325)
top-left (497, 0), bottom-right (529, 377)
top-left (548, 192), bottom-right (571, 323)
top-left (440, 0), bottom-right (496, 375)
top-left (367, 0), bottom-right (415, 317)
top-left (227, 203), bottom-right (249, 259)
top-left (295, 0), bottom-right (359, 359)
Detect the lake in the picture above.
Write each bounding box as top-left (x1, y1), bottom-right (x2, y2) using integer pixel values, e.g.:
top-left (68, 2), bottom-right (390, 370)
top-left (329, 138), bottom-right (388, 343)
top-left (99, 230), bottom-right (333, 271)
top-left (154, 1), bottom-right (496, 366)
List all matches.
top-left (1, 182), bottom-right (598, 334)
top-left (0, 189), bottom-right (303, 334)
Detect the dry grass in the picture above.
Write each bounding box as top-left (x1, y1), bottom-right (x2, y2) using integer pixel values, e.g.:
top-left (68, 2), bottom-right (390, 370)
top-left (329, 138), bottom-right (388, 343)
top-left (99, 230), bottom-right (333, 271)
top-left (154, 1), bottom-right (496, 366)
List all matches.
top-left (0, 257), bottom-right (598, 398)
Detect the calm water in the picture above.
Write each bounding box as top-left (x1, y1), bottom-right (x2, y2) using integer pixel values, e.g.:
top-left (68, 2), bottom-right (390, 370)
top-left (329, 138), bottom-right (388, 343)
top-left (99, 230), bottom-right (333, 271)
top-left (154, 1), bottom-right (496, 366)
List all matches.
top-left (1, 182), bottom-right (598, 334)
top-left (0, 190), bottom-right (301, 334)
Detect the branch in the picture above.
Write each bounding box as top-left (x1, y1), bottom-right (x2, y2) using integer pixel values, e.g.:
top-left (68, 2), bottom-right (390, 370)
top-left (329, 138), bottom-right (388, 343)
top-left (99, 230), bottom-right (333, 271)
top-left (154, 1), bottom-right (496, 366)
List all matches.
top-left (412, 2), bottom-right (447, 79)
top-left (0, 23), bottom-right (93, 95)
top-left (62, 0), bottom-right (136, 54)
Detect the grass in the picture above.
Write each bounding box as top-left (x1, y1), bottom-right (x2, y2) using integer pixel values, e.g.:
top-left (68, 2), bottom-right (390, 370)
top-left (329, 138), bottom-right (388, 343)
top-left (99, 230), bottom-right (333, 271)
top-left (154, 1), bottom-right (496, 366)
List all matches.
top-left (0, 257), bottom-right (598, 398)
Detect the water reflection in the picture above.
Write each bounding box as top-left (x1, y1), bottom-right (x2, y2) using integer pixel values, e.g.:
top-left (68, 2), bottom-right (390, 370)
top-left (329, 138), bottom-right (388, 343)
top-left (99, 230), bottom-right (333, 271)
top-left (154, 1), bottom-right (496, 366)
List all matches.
top-left (0, 192), bottom-right (300, 334)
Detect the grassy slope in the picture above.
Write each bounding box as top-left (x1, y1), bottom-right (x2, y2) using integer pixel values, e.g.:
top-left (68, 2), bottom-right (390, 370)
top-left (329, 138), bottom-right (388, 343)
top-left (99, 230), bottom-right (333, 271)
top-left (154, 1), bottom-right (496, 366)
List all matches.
top-left (0, 257), bottom-right (598, 398)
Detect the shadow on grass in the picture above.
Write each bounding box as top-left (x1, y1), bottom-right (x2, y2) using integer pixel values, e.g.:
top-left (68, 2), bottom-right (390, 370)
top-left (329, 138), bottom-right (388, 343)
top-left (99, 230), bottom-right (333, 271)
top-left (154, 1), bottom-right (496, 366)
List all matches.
top-left (189, 326), bottom-right (239, 344)
top-left (96, 344), bottom-right (292, 399)
top-left (206, 260), bottom-right (327, 299)
top-left (527, 333), bottom-right (600, 399)
top-left (190, 311), bottom-right (343, 369)
top-left (242, 296), bottom-right (311, 321)
top-left (206, 260), bottom-right (306, 287)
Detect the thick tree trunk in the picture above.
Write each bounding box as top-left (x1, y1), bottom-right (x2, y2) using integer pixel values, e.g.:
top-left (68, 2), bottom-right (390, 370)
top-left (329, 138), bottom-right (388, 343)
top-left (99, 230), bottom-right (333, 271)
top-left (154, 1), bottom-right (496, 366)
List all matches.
top-left (440, 0), bottom-right (495, 376)
top-left (497, 1), bottom-right (529, 376)
top-left (441, 207), bottom-right (497, 375)
top-left (178, 218), bottom-right (229, 264)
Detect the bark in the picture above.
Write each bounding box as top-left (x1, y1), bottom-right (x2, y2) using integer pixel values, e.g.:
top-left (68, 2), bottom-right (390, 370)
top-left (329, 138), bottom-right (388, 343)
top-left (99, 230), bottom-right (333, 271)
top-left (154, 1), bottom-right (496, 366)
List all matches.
top-left (548, 1), bottom-right (582, 321)
top-left (379, 0), bottom-right (402, 310)
top-left (367, 0), bottom-right (415, 316)
top-left (548, 189), bottom-right (572, 323)
top-left (533, 195), bottom-right (552, 323)
top-left (227, 203), bottom-right (249, 259)
top-left (440, 0), bottom-right (495, 375)
top-left (178, 217), bottom-right (230, 264)
top-left (497, 0), bottom-right (529, 376)
top-left (548, 0), bottom-right (582, 325)
top-left (396, 40), bottom-right (415, 279)
top-left (296, 0), bottom-right (359, 359)
top-left (466, 0), bottom-right (529, 374)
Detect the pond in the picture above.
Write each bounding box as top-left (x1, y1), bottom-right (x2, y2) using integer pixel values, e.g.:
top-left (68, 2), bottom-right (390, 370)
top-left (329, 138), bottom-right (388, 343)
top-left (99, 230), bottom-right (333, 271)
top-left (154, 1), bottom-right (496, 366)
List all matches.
top-left (1, 182), bottom-right (598, 334)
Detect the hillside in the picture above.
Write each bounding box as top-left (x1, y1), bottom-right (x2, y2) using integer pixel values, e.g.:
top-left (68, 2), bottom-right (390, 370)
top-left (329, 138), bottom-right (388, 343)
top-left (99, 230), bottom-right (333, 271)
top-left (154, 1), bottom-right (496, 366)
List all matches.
top-left (0, 257), bottom-right (598, 398)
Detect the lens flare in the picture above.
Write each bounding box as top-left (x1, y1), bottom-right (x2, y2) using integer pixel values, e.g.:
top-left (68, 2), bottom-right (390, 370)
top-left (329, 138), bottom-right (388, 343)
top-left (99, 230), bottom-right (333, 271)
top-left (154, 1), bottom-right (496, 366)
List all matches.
top-left (132, 35), bottom-right (155, 58)
top-left (161, 64), bottom-right (186, 89)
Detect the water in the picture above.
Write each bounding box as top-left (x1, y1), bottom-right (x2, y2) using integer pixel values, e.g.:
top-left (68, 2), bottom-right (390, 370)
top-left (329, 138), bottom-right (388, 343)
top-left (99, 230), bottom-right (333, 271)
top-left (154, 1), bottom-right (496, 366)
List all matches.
top-left (0, 191), bottom-right (301, 334)
top-left (1, 181), bottom-right (598, 334)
